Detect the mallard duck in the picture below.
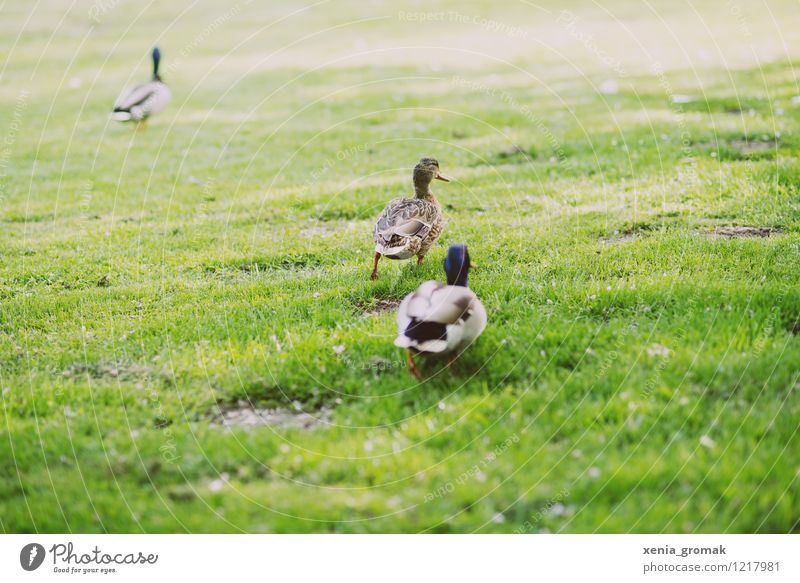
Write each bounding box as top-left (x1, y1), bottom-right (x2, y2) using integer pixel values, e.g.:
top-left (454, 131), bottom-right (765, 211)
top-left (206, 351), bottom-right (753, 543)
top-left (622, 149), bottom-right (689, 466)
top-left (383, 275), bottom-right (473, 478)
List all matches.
top-left (395, 244), bottom-right (487, 380)
top-left (371, 157), bottom-right (450, 280)
top-left (111, 47), bottom-right (171, 127)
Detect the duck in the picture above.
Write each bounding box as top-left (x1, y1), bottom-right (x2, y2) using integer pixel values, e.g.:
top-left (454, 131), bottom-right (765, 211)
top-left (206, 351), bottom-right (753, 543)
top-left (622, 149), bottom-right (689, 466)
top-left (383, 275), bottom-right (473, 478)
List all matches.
top-left (395, 244), bottom-right (487, 380)
top-left (111, 47), bottom-right (171, 127)
top-left (371, 157), bottom-right (450, 280)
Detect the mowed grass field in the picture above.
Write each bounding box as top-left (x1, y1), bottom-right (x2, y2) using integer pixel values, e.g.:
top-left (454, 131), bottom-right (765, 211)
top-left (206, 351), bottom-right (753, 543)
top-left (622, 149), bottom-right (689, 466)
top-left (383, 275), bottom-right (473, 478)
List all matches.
top-left (1, 0), bottom-right (799, 533)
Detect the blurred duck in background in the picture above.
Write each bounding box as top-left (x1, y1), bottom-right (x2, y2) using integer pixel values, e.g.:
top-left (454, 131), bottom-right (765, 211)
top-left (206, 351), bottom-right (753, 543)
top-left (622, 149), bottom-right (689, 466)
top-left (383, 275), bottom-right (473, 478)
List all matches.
top-left (111, 47), bottom-right (171, 128)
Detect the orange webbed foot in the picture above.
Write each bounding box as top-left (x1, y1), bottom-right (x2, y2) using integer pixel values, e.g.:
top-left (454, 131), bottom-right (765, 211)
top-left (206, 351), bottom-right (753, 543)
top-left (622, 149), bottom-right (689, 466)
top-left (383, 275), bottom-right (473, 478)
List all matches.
top-left (407, 351), bottom-right (423, 380)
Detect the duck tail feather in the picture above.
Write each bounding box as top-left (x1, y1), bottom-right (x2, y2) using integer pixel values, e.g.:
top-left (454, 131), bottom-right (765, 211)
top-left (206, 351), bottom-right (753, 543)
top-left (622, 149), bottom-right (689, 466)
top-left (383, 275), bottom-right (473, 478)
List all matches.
top-left (413, 339), bottom-right (449, 353)
top-left (394, 336), bottom-right (412, 348)
top-left (401, 319), bottom-right (449, 353)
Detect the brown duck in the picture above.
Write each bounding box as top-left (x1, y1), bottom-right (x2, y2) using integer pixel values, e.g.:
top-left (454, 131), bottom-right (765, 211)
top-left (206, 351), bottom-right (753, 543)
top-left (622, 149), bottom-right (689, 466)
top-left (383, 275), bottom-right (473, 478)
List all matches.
top-left (371, 157), bottom-right (450, 280)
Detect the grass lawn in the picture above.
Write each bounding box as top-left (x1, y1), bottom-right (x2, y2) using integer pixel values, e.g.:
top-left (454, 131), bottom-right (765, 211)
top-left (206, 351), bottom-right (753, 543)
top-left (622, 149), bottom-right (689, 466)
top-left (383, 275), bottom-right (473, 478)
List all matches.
top-left (1, 0), bottom-right (799, 533)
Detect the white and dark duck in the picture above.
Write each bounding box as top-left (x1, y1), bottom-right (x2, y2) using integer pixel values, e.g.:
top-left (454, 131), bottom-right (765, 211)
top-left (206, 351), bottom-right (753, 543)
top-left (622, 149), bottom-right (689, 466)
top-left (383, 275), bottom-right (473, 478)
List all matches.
top-left (395, 244), bottom-right (487, 380)
top-left (371, 157), bottom-right (450, 280)
top-left (111, 47), bottom-right (171, 128)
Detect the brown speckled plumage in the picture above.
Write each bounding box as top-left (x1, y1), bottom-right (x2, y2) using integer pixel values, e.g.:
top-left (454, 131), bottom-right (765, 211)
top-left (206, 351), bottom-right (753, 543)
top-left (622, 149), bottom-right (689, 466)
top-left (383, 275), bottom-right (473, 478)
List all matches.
top-left (373, 196), bottom-right (441, 259)
top-left (371, 158), bottom-right (449, 279)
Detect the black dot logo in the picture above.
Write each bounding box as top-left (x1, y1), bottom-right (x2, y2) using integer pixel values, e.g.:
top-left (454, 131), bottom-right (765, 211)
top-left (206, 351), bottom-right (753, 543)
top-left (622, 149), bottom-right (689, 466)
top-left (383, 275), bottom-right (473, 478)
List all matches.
top-left (20, 543), bottom-right (46, 571)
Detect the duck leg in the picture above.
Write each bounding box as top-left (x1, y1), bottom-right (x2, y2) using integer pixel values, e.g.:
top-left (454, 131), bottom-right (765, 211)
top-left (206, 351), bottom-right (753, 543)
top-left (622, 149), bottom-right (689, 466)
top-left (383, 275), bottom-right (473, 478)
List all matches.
top-left (447, 352), bottom-right (458, 367)
top-left (416, 256), bottom-right (425, 265)
top-left (370, 252), bottom-right (381, 280)
top-left (407, 350), bottom-right (423, 380)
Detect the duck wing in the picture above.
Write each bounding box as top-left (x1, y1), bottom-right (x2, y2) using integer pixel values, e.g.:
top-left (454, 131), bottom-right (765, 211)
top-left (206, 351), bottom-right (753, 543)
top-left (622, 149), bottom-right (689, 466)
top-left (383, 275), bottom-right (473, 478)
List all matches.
top-left (374, 198), bottom-right (438, 250)
top-left (112, 81), bottom-right (171, 121)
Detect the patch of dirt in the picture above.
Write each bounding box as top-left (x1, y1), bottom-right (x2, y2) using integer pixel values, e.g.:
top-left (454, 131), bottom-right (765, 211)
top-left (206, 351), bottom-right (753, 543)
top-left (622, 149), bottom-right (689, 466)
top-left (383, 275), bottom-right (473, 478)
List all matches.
top-left (299, 225), bottom-right (334, 238)
top-left (2, 213), bottom-right (50, 223)
top-left (599, 222), bottom-right (654, 245)
top-left (693, 136), bottom-right (780, 160)
top-left (474, 144), bottom-right (537, 166)
top-left (498, 144), bottom-right (528, 158)
top-left (212, 401), bottom-right (332, 430)
top-left (360, 298), bottom-right (402, 316)
top-left (729, 138), bottom-right (777, 152)
top-left (599, 232), bottom-right (637, 245)
top-left (299, 224), bottom-right (359, 239)
top-left (711, 226), bottom-right (783, 238)
top-left (62, 361), bottom-right (158, 382)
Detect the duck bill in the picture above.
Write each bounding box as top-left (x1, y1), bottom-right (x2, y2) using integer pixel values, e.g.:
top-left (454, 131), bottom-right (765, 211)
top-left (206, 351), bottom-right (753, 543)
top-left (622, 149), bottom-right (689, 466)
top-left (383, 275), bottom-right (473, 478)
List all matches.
top-left (435, 172), bottom-right (451, 182)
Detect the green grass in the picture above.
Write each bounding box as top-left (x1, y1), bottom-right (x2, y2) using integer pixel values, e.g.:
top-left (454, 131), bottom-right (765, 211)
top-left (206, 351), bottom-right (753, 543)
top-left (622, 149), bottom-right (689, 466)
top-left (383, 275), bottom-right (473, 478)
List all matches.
top-left (1, 0), bottom-right (799, 533)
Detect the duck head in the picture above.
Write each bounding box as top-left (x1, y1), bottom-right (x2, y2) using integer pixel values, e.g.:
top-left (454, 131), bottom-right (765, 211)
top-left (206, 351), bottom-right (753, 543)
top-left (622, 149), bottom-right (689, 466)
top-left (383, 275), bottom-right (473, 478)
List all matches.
top-left (444, 244), bottom-right (472, 287)
top-left (152, 47), bottom-right (162, 81)
top-left (413, 157), bottom-right (450, 197)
